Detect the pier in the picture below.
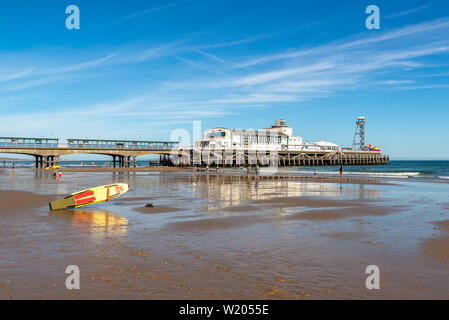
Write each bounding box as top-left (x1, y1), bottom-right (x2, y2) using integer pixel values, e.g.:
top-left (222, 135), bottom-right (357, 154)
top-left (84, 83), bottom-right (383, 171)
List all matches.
top-left (0, 137), bottom-right (390, 168)
top-left (0, 137), bottom-right (180, 168)
top-left (177, 148), bottom-right (390, 167)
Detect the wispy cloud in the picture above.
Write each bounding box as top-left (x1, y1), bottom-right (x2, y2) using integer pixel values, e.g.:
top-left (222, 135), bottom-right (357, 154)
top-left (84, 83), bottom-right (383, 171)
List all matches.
top-left (384, 2), bottom-right (439, 19)
top-left (378, 80), bottom-right (415, 85)
top-left (117, 0), bottom-right (190, 22)
top-left (235, 18), bottom-right (449, 69)
top-left (198, 21), bottom-right (323, 51)
top-left (234, 62), bottom-right (335, 86)
top-left (0, 68), bottom-right (35, 82)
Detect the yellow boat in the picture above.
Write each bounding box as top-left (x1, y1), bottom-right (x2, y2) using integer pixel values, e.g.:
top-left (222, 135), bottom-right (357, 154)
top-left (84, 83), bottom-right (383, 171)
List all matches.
top-left (49, 183), bottom-right (129, 211)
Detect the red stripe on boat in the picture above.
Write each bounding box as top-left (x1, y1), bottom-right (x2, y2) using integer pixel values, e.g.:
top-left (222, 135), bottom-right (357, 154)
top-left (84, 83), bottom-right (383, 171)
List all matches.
top-left (74, 191), bottom-right (94, 200)
top-left (76, 196), bottom-right (96, 205)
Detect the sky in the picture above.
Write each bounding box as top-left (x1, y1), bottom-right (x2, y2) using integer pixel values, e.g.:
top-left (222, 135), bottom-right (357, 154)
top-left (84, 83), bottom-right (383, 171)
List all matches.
top-left (0, 0), bottom-right (449, 159)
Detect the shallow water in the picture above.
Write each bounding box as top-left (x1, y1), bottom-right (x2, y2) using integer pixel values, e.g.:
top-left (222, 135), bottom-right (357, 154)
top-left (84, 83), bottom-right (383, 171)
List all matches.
top-left (0, 168), bottom-right (448, 299)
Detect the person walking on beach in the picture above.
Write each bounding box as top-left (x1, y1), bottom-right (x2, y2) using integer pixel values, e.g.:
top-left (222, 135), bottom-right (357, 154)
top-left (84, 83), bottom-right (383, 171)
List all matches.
top-left (247, 165), bottom-right (252, 180)
top-left (314, 169), bottom-right (317, 176)
top-left (53, 168), bottom-right (62, 180)
top-left (255, 163), bottom-right (260, 180)
top-left (216, 166), bottom-right (219, 174)
top-left (339, 166), bottom-right (343, 179)
top-left (206, 165), bottom-right (209, 173)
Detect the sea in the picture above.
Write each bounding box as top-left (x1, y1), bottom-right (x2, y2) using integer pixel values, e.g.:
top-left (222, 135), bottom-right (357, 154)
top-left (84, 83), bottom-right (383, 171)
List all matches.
top-left (1, 160), bottom-right (449, 182)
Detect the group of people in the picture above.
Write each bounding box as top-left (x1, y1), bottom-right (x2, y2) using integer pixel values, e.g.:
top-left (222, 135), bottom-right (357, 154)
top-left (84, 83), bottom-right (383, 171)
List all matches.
top-left (192, 164), bottom-right (344, 179)
top-left (53, 168), bottom-right (63, 179)
top-left (246, 164), bottom-right (261, 180)
top-left (314, 167), bottom-right (344, 178)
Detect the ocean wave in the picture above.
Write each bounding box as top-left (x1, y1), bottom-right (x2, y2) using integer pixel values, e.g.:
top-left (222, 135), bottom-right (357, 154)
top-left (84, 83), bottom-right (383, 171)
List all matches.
top-left (292, 170), bottom-right (421, 178)
top-left (439, 176), bottom-right (449, 179)
top-left (344, 171), bottom-right (420, 177)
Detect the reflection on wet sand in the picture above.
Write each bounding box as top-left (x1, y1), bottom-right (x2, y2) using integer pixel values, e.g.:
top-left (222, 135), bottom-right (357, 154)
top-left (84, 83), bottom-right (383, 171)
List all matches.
top-left (187, 174), bottom-right (381, 210)
top-left (51, 209), bottom-right (128, 236)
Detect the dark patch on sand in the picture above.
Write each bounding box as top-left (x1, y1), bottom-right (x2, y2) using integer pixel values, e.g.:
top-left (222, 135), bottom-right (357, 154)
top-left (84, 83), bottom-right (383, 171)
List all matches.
top-left (163, 200), bottom-right (403, 232)
top-left (164, 214), bottom-right (265, 232)
top-left (223, 205), bottom-right (260, 212)
top-left (323, 231), bottom-right (368, 242)
top-left (421, 220), bottom-right (449, 262)
top-left (289, 205), bottom-right (402, 221)
top-left (250, 197), bottom-right (370, 209)
top-left (134, 206), bottom-right (182, 214)
top-left (0, 190), bottom-right (56, 215)
top-left (119, 196), bottom-right (179, 202)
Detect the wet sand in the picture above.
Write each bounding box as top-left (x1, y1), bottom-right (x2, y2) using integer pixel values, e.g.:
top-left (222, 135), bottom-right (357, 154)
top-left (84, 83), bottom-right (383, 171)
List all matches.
top-left (135, 206), bottom-right (182, 214)
top-left (0, 190), bottom-right (56, 215)
top-left (60, 166), bottom-right (192, 173)
top-left (422, 220), bottom-right (449, 262)
top-left (47, 166), bottom-right (390, 185)
top-left (1, 169), bottom-right (448, 299)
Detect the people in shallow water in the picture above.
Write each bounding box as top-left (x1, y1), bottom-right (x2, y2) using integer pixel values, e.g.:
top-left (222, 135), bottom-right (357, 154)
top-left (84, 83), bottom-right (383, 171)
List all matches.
top-left (53, 168), bottom-right (62, 179)
top-left (339, 166), bottom-right (343, 179)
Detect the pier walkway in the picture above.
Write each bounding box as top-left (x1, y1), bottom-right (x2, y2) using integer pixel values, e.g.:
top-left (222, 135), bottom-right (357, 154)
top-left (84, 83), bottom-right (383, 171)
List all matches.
top-left (0, 137), bottom-right (390, 168)
top-left (0, 137), bottom-right (180, 168)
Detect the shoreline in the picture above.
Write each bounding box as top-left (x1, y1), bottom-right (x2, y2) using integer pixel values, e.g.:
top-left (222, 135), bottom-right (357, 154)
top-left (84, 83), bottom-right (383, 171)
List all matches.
top-left (2, 166), bottom-right (392, 185)
top-left (3, 164), bottom-right (449, 184)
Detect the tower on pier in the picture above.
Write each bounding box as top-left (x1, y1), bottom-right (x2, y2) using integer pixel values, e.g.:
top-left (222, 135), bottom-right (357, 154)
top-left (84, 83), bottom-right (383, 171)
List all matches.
top-left (352, 116), bottom-right (366, 150)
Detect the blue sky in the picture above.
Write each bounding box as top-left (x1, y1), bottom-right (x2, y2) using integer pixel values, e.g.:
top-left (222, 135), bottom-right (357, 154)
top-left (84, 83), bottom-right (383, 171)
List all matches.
top-left (1, 0), bottom-right (449, 159)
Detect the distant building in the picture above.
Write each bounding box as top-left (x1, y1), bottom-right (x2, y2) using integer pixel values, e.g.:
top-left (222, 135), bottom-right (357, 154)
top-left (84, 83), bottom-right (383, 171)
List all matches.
top-left (302, 141), bottom-right (340, 151)
top-left (196, 119), bottom-right (340, 151)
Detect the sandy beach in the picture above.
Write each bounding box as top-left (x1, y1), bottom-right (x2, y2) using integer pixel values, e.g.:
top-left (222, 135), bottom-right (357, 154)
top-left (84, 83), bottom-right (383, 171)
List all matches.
top-left (0, 167), bottom-right (448, 299)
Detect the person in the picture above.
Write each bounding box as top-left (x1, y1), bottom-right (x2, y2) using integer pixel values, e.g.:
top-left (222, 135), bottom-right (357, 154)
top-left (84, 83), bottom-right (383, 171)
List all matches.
top-left (339, 166), bottom-right (343, 179)
top-left (216, 166), bottom-right (219, 173)
top-left (255, 163), bottom-right (260, 179)
top-left (12, 162), bottom-right (15, 171)
top-left (206, 165), bottom-right (209, 173)
top-left (247, 165), bottom-right (252, 179)
top-left (54, 168), bottom-right (62, 179)
top-left (314, 169), bottom-right (317, 176)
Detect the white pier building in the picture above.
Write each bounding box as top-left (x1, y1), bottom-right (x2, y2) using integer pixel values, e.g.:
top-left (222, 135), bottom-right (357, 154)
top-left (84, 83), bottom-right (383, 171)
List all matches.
top-left (196, 119), bottom-right (340, 152)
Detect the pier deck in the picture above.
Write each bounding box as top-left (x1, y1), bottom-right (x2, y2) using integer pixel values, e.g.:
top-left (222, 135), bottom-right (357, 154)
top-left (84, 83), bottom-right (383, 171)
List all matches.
top-left (0, 136), bottom-right (389, 168)
top-left (176, 148), bottom-right (390, 167)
